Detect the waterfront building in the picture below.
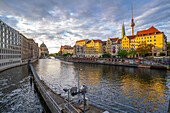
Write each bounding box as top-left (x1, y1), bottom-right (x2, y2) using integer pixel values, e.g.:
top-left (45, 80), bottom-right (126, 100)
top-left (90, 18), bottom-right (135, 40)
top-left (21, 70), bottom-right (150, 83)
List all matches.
top-left (20, 33), bottom-right (30, 63)
top-left (0, 19), bottom-right (22, 70)
top-left (121, 26), bottom-right (167, 56)
top-left (40, 42), bottom-right (49, 56)
top-left (60, 45), bottom-right (73, 55)
top-left (28, 39), bottom-right (39, 61)
top-left (73, 39), bottom-right (89, 57)
top-left (102, 41), bottom-right (106, 53)
top-left (85, 39), bottom-right (103, 57)
top-left (106, 37), bottom-right (122, 55)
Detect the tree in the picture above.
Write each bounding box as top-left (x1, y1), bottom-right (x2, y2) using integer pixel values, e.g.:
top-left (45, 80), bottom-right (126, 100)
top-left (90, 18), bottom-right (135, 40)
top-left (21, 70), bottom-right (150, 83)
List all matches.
top-left (136, 42), bottom-right (154, 57)
top-left (128, 49), bottom-right (137, 58)
top-left (167, 42), bottom-right (170, 50)
top-left (41, 53), bottom-right (44, 56)
top-left (117, 50), bottom-right (128, 58)
top-left (45, 53), bottom-right (48, 56)
top-left (63, 53), bottom-right (73, 57)
top-left (102, 52), bottom-right (111, 58)
top-left (160, 52), bottom-right (165, 56)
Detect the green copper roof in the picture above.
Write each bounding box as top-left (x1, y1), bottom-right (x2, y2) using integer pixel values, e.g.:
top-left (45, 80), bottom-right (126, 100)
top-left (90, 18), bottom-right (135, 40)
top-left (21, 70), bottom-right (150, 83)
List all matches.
top-left (40, 42), bottom-right (46, 47)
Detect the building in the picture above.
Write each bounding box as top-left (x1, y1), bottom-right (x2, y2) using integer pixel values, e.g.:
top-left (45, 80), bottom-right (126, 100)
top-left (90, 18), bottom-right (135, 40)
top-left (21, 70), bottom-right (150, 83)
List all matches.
top-left (28, 39), bottom-right (39, 61)
top-left (0, 19), bottom-right (22, 70)
top-left (60, 45), bottom-right (73, 56)
top-left (106, 37), bottom-right (121, 55)
top-left (20, 33), bottom-right (30, 63)
top-left (102, 41), bottom-right (106, 53)
top-left (85, 39), bottom-right (103, 57)
top-left (73, 39), bottom-right (89, 57)
top-left (121, 4), bottom-right (167, 56)
top-left (40, 42), bottom-right (49, 56)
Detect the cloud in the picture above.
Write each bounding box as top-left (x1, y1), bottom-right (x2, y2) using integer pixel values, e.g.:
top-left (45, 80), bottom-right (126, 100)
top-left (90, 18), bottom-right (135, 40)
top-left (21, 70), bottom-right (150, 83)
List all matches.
top-left (0, 0), bottom-right (169, 53)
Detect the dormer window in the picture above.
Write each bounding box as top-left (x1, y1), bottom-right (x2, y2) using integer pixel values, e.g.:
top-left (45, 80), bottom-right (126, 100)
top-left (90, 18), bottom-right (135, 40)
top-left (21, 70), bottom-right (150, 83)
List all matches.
top-left (154, 32), bottom-right (156, 34)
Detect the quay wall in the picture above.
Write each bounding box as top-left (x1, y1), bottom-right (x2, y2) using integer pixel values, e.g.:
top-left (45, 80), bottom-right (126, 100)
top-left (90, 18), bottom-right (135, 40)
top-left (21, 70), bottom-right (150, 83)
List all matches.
top-left (0, 58), bottom-right (38, 72)
top-left (59, 57), bottom-right (168, 70)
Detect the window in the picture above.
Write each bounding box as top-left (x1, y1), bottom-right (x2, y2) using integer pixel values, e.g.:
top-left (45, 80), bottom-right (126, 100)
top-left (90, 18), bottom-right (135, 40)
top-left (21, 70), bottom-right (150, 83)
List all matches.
top-left (150, 40), bottom-right (152, 42)
top-left (154, 36), bottom-right (156, 38)
top-left (147, 40), bottom-right (149, 42)
top-left (150, 36), bottom-right (151, 38)
top-left (142, 37), bottom-right (143, 39)
top-left (147, 37), bottom-right (149, 39)
top-left (154, 39), bottom-right (156, 41)
top-left (145, 37), bottom-right (146, 39)
top-left (154, 43), bottom-right (156, 45)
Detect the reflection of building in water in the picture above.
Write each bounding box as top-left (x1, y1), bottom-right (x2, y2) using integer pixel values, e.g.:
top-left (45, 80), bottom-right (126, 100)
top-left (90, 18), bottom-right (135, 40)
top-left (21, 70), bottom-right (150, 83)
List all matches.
top-left (75, 64), bottom-right (103, 86)
top-left (121, 74), bottom-right (167, 112)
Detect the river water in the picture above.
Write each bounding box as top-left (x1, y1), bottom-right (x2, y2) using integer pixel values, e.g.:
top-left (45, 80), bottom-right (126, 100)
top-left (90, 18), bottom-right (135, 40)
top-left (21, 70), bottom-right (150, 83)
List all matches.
top-left (0, 58), bottom-right (170, 112)
top-left (0, 65), bottom-right (43, 112)
top-left (33, 58), bottom-right (170, 113)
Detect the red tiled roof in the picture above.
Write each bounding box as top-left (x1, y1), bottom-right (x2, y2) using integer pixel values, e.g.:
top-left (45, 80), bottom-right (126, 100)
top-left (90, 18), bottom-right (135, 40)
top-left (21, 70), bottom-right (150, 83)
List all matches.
top-left (137, 26), bottom-right (161, 35)
top-left (127, 35), bottom-right (136, 40)
top-left (76, 39), bottom-right (88, 43)
top-left (110, 37), bottom-right (119, 42)
top-left (86, 39), bottom-right (103, 44)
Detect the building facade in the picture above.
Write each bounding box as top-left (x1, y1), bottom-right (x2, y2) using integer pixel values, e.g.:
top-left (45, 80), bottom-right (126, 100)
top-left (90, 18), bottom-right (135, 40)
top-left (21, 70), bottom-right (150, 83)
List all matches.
top-left (73, 39), bottom-right (89, 57)
top-left (85, 39), bottom-right (103, 57)
top-left (106, 37), bottom-right (121, 55)
top-left (0, 19), bottom-right (39, 71)
top-left (60, 45), bottom-right (73, 55)
top-left (121, 26), bottom-right (167, 56)
top-left (0, 20), bottom-right (22, 70)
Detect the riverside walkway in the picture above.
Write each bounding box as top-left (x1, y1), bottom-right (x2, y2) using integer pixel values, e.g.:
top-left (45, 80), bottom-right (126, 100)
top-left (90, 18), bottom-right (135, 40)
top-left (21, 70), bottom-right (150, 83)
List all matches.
top-left (28, 62), bottom-right (106, 113)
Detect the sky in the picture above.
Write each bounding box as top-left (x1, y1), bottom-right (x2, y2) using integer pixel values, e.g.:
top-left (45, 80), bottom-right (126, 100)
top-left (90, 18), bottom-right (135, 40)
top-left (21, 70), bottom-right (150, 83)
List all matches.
top-left (0, 0), bottom-right (169, 53)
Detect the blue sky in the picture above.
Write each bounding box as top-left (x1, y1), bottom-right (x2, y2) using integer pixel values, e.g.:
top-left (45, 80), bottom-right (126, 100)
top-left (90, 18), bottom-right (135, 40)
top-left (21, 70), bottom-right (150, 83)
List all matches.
top-left (0, 0), bottom-right (169, 53)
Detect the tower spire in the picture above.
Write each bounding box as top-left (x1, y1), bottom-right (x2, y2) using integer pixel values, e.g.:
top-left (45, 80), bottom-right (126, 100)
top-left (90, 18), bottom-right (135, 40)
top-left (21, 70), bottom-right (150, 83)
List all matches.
top-left (130, 4), bottom-right (135, 35)
top-left (121, 21), bottom-right (125, 39)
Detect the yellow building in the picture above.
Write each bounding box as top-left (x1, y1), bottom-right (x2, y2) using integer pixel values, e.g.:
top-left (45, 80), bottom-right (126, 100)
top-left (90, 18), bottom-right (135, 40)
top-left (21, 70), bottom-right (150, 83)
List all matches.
top-left (106, 37), bottom-right (121, 55)
top-left (85, 39), bottom-right (103, 57)
top-left (73, 39), bottom-right (89, 57)
top-left (122, 26), bottom-right (167, 56)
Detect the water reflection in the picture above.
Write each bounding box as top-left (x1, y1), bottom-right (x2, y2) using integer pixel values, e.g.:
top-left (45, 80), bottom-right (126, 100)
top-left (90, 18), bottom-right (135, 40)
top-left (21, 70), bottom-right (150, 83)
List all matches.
top-left (34, 59), bottom-right (169, 112)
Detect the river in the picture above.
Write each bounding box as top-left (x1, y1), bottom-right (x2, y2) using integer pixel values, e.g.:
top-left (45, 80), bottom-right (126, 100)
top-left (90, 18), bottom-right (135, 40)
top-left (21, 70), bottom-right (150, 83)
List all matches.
top-left (0, 58), bottom-right (170, 112)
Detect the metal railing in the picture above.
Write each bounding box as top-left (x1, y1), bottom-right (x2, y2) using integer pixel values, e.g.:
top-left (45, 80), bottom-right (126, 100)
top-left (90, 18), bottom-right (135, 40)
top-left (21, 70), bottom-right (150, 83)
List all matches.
top-left (29, 64), bottom-right (62, 113)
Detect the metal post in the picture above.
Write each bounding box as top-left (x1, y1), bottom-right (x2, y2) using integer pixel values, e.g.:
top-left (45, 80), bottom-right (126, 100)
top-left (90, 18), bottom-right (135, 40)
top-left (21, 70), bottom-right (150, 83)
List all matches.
top-left (78, 68), bottom-right (80, 100)
top-left (168, 98), bottom-right (170, 113)
top-left (68, 89), bottom-right (70, 112)
top-left (84, 93), bottom-right (85, 113)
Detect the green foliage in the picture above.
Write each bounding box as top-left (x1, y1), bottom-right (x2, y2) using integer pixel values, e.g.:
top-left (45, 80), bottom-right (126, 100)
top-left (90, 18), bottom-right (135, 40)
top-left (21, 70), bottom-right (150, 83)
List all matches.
top-left (128, 49), bottom-right (137, 58)
top-left (41, 53), bottom-right (44, 56)
top-left (160, 52), bottom-right (165, 56)
top-left (63, 53), bottom-right (73, 56)
top-left (167, 42), bottom-right (170, 50)
top-left (136, 42), bottom-right (154, 57)
top-left (102, 53), bottom-right (111, 58)
top-left (117, 50), bottom-right (128, 58)
top-left (45, 53), bottom-right (48, 56)
top-left (49, 53), bottom-right (55, 56)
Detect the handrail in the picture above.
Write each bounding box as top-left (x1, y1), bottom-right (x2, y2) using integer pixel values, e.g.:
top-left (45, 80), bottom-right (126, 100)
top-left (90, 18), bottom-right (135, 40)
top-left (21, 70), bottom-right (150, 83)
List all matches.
top-left (29, 63), bottom-right (62, 113)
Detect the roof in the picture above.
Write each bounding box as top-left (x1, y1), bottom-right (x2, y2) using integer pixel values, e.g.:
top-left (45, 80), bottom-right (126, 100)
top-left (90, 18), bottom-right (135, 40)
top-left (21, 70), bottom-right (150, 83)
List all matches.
top-left (137, 26), bottom-right (161, 35)
top-left (86, 39), bottom-right (103, 44)
top-left (40, 42), bottom-right (46, 47)
top-left (127, 35), bottom-right (136, 40)
top-left (110, 37), bottom-right (119, 42)
top-left (76, 39), bottom-right (88, 43)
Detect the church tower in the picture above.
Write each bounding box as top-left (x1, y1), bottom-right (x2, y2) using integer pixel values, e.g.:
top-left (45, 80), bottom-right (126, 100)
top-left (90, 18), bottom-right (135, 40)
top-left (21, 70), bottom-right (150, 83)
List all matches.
top-left (130, 4), bottom-right (135, 35)
top-left (121, 21), bottom-right (125, 39)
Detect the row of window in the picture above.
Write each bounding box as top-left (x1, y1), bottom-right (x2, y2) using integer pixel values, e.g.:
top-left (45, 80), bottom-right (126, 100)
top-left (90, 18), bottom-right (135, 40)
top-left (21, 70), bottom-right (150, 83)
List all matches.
top-left (123, 39), bottom-right (156, 43)
top-left (0, 30), bottom-right (19, 38)
top-left (0, 49), bottom-right (21, 54)
top-left (0, 55), bottom-right (21, 59)
top-left (0, 44), bottom-right (21, 50)
top-left (0, 60), bottom-right (20, 67)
